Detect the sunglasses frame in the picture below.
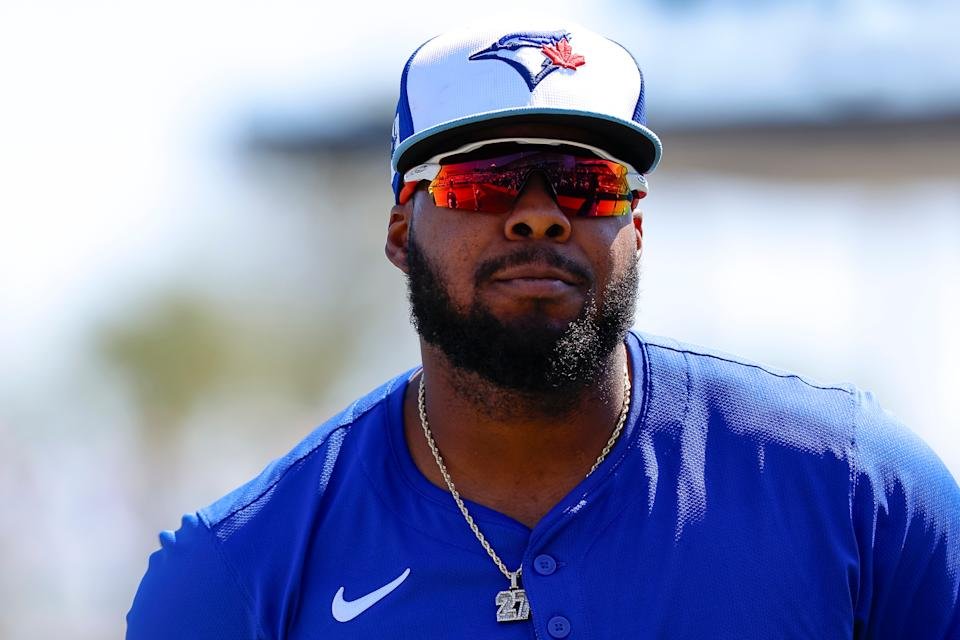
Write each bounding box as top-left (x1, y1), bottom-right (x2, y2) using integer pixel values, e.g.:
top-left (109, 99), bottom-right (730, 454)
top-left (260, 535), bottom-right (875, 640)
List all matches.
top-left (398, 138), bottom-right (649, 215)
top-left (404, 161), bottom-right (648, 195)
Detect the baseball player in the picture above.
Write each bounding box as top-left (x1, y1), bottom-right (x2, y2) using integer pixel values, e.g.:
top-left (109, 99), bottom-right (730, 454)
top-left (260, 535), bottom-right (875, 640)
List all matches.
top-left (127, 23), bottom-right (960, 638)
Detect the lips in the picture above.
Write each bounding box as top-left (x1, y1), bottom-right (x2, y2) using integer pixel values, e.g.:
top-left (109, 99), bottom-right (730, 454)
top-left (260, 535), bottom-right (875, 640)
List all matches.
top-left (487, 262), bottom-right (585, 299)
top-left (490, 264), bottom-right (584, 286)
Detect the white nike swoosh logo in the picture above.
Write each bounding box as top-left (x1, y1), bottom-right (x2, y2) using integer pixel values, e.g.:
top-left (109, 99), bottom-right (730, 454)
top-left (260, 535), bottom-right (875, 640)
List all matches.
top-left (331, 568), bottom-right (411, 623)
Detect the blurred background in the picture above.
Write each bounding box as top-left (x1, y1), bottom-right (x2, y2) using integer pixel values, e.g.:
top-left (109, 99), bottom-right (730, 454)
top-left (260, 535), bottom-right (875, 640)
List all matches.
top-left (1, 1), bottom-right (958, 637)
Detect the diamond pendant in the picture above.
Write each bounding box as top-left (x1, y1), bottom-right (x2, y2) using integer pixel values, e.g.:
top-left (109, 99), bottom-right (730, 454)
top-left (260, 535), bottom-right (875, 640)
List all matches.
top-left (495, 572), bottom-right (530, 622)
top-left (495, 588), bottom-right (530, 622)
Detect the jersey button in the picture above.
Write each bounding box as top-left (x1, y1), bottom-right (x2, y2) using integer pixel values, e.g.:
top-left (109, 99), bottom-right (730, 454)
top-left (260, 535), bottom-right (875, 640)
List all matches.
top-left (534, 554), bottom-right (557, 575)
top-left (547, 615), bottom-right (571, 638)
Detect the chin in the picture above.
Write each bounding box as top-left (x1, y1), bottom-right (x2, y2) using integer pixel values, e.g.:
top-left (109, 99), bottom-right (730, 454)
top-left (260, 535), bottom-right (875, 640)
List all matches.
top-left (481, 292), bottom-right (587, 326)
top-left (491, 307), bottom-right (584, 335)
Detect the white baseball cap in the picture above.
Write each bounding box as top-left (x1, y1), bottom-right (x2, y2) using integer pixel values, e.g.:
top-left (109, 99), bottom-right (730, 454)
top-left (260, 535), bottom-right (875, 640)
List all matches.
top-left (390, 24), bottom-right (663, 201)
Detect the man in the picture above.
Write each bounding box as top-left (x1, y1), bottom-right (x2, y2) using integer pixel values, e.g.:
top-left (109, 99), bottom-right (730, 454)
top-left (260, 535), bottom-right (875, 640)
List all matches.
top-left (127, 23), bottom-right (960, 639)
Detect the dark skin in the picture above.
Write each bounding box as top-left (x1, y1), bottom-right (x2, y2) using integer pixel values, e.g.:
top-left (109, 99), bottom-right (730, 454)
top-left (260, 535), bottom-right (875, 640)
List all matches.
top-left (385, 134), bottom-right (644, 528)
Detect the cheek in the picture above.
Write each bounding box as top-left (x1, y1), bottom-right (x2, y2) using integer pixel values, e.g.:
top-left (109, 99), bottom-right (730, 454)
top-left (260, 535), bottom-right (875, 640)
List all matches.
top-left (442, 247), bottom-right (482, 308)
top-left (412, 206), bottom-right (493, 306)
top-left (576, 219), bottom-right (637, 284)
top-left (612, 222), bottom-right (640, 268)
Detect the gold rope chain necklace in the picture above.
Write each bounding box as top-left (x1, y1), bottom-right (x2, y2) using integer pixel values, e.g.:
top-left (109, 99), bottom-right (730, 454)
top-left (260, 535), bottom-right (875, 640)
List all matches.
top-left (417, 359), bottom-right (631, 623)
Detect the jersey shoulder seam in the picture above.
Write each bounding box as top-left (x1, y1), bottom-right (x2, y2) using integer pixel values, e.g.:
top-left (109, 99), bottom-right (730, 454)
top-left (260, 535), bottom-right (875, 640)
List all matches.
top-left (199, 373), bottom-right (409, 531)
top-left (644, 340), bottom-right (854, 395)
top-left (199, 421), bottom-right (354, 532)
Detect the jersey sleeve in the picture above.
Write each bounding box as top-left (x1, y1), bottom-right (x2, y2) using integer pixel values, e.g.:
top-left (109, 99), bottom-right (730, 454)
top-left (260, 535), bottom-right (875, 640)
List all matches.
top-left (850, 390), bottom-right (960, 639)
top-left (126, 512), bottom-right (262, 640)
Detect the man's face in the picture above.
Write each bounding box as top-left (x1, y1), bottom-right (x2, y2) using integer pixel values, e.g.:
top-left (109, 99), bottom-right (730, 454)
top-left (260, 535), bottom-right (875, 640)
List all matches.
top-left (390, 139), bottom-right (644, 400)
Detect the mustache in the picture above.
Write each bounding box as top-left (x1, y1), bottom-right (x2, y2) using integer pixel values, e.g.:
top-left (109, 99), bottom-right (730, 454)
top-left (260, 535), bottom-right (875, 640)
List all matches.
top-left (474, 246), bottom-right (593, 287)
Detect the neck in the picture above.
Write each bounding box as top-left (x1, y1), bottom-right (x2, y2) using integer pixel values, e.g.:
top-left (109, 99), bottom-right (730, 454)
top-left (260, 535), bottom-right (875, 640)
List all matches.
top-left (403, 339), bottom-right (630, 527)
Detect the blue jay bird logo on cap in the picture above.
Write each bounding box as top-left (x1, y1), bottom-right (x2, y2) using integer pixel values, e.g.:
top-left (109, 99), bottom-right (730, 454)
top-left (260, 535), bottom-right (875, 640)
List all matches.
top-left (469, 31), bottom-right (586, 91)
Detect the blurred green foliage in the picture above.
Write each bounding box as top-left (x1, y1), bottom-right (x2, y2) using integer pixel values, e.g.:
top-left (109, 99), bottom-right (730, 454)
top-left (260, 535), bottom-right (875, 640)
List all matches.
top-left (96, 289), bottom-right (360, 434)
top-left (99, 294), bottom-right (231, 427)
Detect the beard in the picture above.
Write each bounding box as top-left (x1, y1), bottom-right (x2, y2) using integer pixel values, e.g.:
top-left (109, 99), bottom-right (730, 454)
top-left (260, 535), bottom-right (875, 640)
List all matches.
top-left (405, 223), bottom-right (638, 402)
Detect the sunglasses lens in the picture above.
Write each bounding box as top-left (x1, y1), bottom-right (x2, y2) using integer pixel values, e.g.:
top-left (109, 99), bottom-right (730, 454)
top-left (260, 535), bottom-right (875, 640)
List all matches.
top-left (428, 182), bottom-right (516, 214)
top-left (555, 192), bottom-right (634, 217)
top-left (424, 152), bottom-right (638, 217)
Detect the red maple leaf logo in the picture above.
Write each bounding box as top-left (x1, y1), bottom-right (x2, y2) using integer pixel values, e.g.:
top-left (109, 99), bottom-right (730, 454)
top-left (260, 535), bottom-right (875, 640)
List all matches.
top-left (541, 38), bottom-right (586, 70)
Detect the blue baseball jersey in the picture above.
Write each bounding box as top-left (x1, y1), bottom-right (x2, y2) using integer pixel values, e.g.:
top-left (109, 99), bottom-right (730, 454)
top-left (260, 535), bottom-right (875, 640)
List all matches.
top-left (127, 332), bottom-right (960, 638)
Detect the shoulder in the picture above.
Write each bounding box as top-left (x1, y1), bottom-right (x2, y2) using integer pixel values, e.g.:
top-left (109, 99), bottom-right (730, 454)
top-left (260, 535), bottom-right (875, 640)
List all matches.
top-left (199, 370), bottom-right (410, 532)
top-left (636, 332), bottom-right (956, 484)
top-left (631, 331), bottom-right (960, 632)
top-left (127, 370), bottom-right (414, 639)
top-left (635, 331), bottom-right (853, 399)
top-left (633, 331), bottom-right (857, 453)
top-left (849, 388), bottom-right (958, 498)
top-left (848, 388), bottom-right (960, 556)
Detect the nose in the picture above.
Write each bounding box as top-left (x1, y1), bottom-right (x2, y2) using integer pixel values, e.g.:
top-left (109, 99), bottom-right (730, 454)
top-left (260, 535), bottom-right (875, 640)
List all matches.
top-left (503, 173), bottom-right (572, 242)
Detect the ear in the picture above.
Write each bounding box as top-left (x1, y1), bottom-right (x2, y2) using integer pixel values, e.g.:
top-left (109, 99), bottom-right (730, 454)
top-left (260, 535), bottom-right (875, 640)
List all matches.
top-left (385, 202), bottom-right (412, 273)
top-left (632, 210), bottom-right (644, 253)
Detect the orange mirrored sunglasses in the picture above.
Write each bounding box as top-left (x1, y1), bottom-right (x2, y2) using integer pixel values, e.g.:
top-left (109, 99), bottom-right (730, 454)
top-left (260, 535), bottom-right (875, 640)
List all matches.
top-left (398, 150), bottom-right (647, 217)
